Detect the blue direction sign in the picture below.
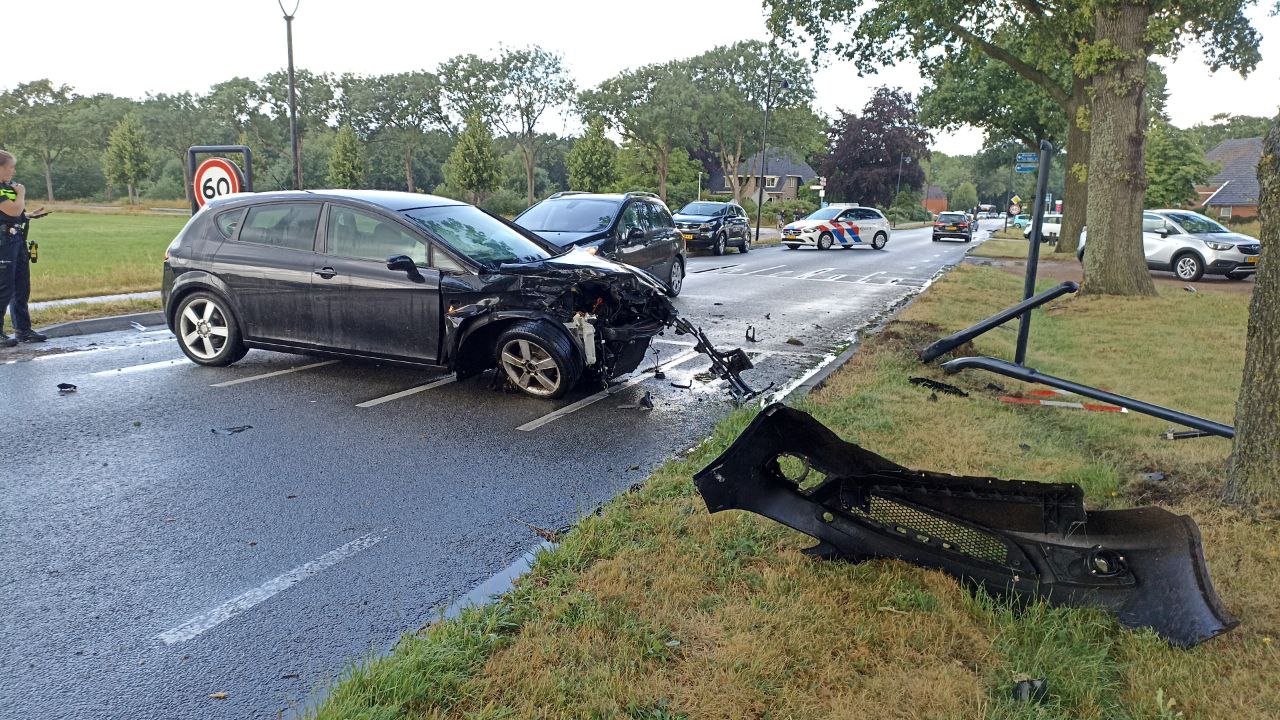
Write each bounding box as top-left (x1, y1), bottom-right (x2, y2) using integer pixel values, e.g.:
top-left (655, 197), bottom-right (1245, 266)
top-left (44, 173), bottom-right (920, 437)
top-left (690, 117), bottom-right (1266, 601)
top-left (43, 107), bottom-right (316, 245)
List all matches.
top-left (1016, 152), bottom-right (1038, 163)
top-left (1015, 163), bottom-right (1038, 173)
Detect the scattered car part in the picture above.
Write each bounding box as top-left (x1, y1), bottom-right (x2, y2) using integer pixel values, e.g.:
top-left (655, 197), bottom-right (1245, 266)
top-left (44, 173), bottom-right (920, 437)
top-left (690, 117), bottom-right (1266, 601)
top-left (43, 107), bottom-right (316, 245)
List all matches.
top-left (1161, 429), bottom-right (1213, 441)
top-left (211, 425), bottom-right (252, 435)
top-left (745, 325), bottom-right (759, 343)
top-left (57, 383), bottom-right (77, 394)
top-left (1011, 678), bottom-right (1049, 703)
top-left (693, 404), bottom-right (1238, 648)
top-left (672, 317), bottom-right (757, 400)
top-left (908, 377), bottom-right (969, 397)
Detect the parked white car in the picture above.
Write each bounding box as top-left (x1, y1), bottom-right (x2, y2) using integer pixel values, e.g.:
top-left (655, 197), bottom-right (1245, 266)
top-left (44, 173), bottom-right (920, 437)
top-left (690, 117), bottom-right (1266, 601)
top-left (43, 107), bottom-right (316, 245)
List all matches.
top-left (781, 204), bottom-right (892, 250)
top-left (1077, 210), bottom-right (1260, 281)
top-left (1023, 212), bottom-right (1063, 241)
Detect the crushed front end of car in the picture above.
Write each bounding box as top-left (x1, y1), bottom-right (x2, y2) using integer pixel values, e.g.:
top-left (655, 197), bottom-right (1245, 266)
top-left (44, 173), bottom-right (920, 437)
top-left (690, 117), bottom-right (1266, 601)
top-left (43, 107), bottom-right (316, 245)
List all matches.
top-left (442, 248), bottom-right (758, 398)
top-left (693, 404), bottom-right (1238, 648)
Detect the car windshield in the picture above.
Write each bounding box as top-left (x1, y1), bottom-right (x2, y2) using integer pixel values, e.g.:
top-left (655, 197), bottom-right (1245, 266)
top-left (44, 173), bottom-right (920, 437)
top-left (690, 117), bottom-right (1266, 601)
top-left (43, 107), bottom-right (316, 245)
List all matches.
top-left (402, 205), bottom-right (554, 269)
top-left (938, 213), bottom-right (966, 222)
top-left (515, 198), bottom-right (618, 235)
top-left (678, 202), bottom-right (726, 216)
top-left (805, 207), bottom-right (844, 221)
top-left (1164, 212), bottom-right (1229, 234)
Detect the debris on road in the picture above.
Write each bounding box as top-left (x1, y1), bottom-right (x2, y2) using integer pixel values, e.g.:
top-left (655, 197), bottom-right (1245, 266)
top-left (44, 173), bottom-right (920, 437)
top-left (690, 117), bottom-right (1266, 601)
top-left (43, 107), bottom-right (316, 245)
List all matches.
top-left (694, 404), bottom-right (1238, 648)
top-left (208, 692), bottom-right (228, 700)
top-left (908, 376), bottom-right (969, 397)
top-left (129, 321), bottom-right (147, 332)
top-left (1142, 471), bottom-right (1168, 482)
top-left (56, 383), bottom-right (77, 394)
top-left (511, 517), bottom-right (563, 543)
top-left (670, 380), bottom-right (693, 389)
top-left (1011, 678), bottom-right (1049, 703)
top-left (745, 325), bottom-right (760, 342)
top-left (617, 391), bottom-right (654, 410)
top-left (785, 338), bottom-right (804, 346)
top-left (211, 426), bottom-right (253, 435)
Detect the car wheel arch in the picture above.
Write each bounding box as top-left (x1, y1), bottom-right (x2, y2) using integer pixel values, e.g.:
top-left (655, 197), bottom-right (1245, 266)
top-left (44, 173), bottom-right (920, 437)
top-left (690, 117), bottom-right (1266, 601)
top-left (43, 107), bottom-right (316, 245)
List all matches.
top-left (1171, 249), bottom-right (1207, 278)
top-left (450, 312), bottom-right (581, 378)
top-left (167, 274), bottom-right (245, 335)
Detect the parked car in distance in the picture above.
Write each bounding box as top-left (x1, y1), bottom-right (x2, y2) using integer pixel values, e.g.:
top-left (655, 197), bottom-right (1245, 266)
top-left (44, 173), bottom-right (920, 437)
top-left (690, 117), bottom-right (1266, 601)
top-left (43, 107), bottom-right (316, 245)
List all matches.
top-left (671, 200), bottom-right (751, 255)
top-left (1012, 214), bottom-right (1031, 229)
top-left (513, 191), bottom-right (686, 296)
top-left (1023, 212), bottom-right (1063, 241)
top-left (780, 204), bottom-right (891, 250)
top-left (1076, 209), bottom-right (1260, 282)
top-left (162, 190), bottom-right (683, 399)
top-left (932, 211), bottom-right (973, 242)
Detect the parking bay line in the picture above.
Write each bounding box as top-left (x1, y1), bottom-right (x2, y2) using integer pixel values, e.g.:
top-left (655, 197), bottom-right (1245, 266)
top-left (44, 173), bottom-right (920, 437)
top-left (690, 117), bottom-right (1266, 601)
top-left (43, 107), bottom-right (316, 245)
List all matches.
top-left (517, 350), bottom-right (700, 432)
top-left (154, 532), bottom-right (385, 646)
top-left (356, 375), bottom-right (457, 407)
top-left (91, 358), bottom-right (186, 376)
top-left (210, 360), bottom-right (339, 388)
top-left (727, 264), bottom-right (787, 277)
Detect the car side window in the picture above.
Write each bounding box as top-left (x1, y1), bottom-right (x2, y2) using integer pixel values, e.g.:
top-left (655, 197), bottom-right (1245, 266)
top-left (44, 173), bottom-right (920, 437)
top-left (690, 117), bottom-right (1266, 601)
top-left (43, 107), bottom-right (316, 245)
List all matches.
top-left (1142, 214), bottom-right (1165, 233)
top-left (239, 203), bottom-right (321, 252)
top-left (431, 246), bottom-right (465, 273)
top-left (327, 206), bottom-right (427, 265)
top-left (647, 203), bottom-right (673, 229)
top-left (215, 209), bottom-right (244, 238)
top-left (619, 203), bottom-right (643, 236)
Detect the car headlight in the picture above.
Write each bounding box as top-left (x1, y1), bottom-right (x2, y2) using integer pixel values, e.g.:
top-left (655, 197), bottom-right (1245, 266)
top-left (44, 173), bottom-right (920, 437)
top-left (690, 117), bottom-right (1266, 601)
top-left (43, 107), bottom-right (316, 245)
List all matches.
top-left (699, 223), bottom-right (714, 231)
top-left (1203, 240), bottom-right (1234, 251)
top-left (581, 246), bottom-right (599, 255)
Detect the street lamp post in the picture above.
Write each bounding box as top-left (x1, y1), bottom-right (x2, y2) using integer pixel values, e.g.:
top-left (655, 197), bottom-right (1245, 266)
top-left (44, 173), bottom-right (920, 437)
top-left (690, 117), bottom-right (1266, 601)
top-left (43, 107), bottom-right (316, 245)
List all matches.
top-left (280, 0), bottom-right (302, 190)
top-left (895, 154), bottom-right (908, 197)
top-left (754, 72), bottom-right (789, 244)
top-left (697, 170), bottom-right (702, 201)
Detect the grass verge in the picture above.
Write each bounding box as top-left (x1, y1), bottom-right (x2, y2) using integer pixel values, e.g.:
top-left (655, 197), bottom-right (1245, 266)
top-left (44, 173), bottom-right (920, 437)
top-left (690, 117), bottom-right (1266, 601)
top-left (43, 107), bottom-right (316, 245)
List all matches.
top-left (311, 265), bottom-right (1278, 720)
top-left (20, 297), bottom-right (164, 333)
top-left (25, 212), bottom-right (185, 302)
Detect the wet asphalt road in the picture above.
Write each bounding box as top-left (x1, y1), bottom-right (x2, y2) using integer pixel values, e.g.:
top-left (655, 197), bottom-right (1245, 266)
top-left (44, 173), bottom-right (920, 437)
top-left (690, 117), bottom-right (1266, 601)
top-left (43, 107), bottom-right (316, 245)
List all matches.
top-left (1, 221), bottom-right (996, 719)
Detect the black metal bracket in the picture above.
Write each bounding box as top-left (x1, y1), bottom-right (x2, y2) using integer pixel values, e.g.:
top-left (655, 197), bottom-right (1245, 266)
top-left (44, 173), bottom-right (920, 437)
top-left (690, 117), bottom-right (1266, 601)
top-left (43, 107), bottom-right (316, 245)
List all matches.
top-left (918, 281), bottom-right (1078, 363)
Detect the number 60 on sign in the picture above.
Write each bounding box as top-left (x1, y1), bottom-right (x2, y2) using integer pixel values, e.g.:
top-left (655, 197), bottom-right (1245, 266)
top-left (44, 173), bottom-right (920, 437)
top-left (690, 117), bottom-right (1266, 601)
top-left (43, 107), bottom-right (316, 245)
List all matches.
top-left (193, 157), bottom-right (245, 207)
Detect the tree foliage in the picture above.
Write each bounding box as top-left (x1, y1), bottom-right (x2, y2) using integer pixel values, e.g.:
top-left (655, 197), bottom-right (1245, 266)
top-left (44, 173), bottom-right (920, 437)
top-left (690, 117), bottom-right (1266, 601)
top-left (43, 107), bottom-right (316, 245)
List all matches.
top-left (444, 113), bottom-right (499, 204)
top-left (102, 114), bottom-right (151, 204)
top-left (493, 46), bottom-right (576, 206)
top-left (327, 125), bottom-right (366, 188)
top-left (566, 116), bottom-right (617, 192)
top-left (1144, 121), bottom-right (1214, 208)
top-left (820, 86), bottom-right (931, 207)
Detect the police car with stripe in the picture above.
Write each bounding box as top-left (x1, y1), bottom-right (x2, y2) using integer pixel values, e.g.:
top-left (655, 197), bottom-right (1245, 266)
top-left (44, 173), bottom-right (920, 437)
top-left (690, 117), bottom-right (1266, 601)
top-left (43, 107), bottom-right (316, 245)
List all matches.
top-left (780, 204), bottom-right (891, 251)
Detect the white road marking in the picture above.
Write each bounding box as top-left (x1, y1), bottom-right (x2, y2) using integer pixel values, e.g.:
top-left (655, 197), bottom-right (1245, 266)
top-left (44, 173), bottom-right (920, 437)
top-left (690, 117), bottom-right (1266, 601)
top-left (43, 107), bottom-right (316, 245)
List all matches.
top-left (155, 532), bottom-right (385, 645)
top-left (30, 338), bottom-right (172, 361)
top-left (517, 350), bottom-right (700, 432)
top-left (823, 274), bottom-right (848, 282)
top-left (91, 358), bottom-right (186, 376)
top-left (794, 267), bottom-right (836, 279)
top-left (732, 264), bottom-right (787, 276)
top-left (356, 375), bottom-right (457, 407)
top-left (857, 271), bottom-right (886, 282)
top-left (210, 360), bottom-right (339, 387)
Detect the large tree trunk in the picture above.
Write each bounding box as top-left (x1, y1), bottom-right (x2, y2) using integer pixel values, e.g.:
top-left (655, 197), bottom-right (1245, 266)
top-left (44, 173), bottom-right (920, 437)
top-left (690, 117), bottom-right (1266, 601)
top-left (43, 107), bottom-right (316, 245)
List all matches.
top-left (403, 146), bottom-right (416, 193)
top-left (1056, 76), bottom-right (1091, 254)
top-left (42, 151), bottom-right (55, 202)
top-left (1224, 120), bottom-right (1280, 506)
top-left (1080, 1), bottom-right (1157, 297)
top-left (523, 143), bottom-right (536, 207)
top-left (657, 145), bottom-right (670, 202)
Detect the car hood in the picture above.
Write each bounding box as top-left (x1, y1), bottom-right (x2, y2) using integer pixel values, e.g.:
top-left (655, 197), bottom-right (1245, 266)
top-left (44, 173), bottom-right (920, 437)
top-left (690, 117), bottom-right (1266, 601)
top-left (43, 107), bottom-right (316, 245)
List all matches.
top-left (1186, 232), bottom-right (1257, 247)
top-left (521, 229), bottom-right (609, 248)
top-left (673, 214), bottom-right (718, 223)
top-left (499, 247), bottom-right (667, 294)
top-left (782, 219), bottom-right (838, 231)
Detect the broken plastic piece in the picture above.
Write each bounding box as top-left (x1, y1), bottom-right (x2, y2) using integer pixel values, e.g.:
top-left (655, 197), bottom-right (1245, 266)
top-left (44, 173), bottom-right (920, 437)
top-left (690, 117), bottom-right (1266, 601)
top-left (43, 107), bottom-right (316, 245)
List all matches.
top-left (908, 377), bottom-right (969, 397)
top-left (57, 383), bottom-right (77, 394)
top-left (745, 325), bottom-right (760, 342)
top-left (693, 404), bottom-right (1238, 648)
top-left (130, 321), bottom-right (147, 332)
top-left (211, 426), bottom-right (252, 435)
top-left (672, 317), bottom-right (757, 400)
top-left (1011, 678), bottom-right (1049, 702)
top-left (1161, 429), bottom-right (1213, 441)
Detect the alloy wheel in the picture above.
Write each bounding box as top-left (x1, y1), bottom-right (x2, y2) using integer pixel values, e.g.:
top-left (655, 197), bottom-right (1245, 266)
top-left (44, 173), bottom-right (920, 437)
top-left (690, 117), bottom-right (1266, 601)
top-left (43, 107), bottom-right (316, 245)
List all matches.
top-left (1176, 256), bottom-right (1201, 280)
top-left (499, 338), bottom-right (562, 397)
top-left (178, 298), bottom-right (230, 360)
top-left (668, 259), bottom-right (684, 295)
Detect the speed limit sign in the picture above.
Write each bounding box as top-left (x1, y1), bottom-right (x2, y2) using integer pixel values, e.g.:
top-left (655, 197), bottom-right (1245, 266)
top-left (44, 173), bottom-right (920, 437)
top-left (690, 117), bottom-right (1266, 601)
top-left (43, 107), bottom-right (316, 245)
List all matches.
top-left (193, 157), bottom-right (245, 208)
top-left (1009, 203), bottom-right (1022, 215)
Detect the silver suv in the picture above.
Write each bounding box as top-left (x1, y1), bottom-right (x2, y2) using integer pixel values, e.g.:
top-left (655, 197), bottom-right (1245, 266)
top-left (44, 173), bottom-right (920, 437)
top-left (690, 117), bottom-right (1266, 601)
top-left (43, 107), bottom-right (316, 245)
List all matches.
top-left (1077, 210), bottom-right (1260, 282)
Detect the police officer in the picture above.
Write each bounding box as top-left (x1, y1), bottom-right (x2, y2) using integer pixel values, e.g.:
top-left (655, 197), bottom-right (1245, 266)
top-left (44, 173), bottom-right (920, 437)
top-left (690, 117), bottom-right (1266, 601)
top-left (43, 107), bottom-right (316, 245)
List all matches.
top-left (0, 149), bottom-right (47, 347)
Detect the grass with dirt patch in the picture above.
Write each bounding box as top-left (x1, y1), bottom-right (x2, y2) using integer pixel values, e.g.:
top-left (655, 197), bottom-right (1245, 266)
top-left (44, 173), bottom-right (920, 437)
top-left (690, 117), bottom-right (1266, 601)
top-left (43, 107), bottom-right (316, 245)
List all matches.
top-left (23, 211), bottom-right (186, 302)
top-left (13, 297), bottom-right (164, 334)
top-left (309, 265), bottom-right (1278, 720)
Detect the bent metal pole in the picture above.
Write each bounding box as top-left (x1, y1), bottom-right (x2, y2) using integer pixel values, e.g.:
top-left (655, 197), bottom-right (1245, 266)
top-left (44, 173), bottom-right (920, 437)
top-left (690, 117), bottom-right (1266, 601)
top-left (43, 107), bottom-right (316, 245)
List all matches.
top-left (1015, 139), bottom-right (1054, 366)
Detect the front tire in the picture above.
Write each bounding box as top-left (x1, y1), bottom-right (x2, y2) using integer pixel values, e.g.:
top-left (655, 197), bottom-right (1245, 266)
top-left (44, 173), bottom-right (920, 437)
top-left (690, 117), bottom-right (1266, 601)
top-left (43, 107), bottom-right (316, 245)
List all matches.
top-left (872, 232), bottom-right (888, 250)
top-left (666, 256), bottom-right (685, 297)
top-left (739, 235), bottom-right (750, 253)
top-left (174, 291), bottom-right (247, 367)
top-left (711, 233), bottom-right (726, 256)
top-left (495, 321), bottom-right (581, 399)
top-left (1174, 253), bottom-right (1204, 282)
top-left (817, 232), bottom-right (834, 250)
top-left (784, 243), bottom-right (798, 251)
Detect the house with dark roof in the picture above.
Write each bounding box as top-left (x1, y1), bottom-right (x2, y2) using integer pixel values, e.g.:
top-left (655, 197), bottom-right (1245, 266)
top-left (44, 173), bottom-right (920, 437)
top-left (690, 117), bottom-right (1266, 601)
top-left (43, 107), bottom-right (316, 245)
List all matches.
top-left (707, 147), bottom-right (817, 202)
top-left (923, 185), bottom-right (947, 214)
top-left (1196, 137), bottom-right (1262, 220)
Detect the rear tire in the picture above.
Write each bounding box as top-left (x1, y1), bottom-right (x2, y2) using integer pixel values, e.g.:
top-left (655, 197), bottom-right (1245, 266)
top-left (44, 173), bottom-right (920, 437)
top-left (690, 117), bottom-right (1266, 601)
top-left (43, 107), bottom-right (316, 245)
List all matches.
top-left (174, 291), bottom-right (247, 367)
top-left (872, 232), bottom-right (888, 250)
top-left (495, 321), bottom-right (581, 399)
top-left (1173, 253), bottom-right (1204, 282)
top-left (817, 232), bottom-right (834, 250)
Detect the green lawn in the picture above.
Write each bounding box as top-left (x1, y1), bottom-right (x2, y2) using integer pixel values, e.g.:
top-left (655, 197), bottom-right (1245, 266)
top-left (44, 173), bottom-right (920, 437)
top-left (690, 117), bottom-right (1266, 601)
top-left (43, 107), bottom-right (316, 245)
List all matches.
top-left (310, 265), bottom-right (1277, 720)
top-left (24, 211), bottom-right (186, 302)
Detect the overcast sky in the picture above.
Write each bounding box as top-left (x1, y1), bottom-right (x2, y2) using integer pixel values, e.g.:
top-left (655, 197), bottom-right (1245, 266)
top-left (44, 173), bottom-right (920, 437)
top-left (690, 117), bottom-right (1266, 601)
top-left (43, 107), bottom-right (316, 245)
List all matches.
top-left (10, 0), bottom-right (1280, 155)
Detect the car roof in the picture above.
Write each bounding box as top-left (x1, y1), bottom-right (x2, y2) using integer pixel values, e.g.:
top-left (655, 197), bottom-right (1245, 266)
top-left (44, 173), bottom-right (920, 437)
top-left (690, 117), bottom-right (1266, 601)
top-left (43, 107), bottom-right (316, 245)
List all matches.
top-left (208, 189), bottom-right (465, 212)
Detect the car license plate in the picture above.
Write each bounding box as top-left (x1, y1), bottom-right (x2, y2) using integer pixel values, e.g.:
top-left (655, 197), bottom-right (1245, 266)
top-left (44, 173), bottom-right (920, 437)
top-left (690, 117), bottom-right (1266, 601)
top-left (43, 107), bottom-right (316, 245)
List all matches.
top-left (1246, 256), bottom-right (1258, 263)
top-left (946, 225), bottom-right (956, 230)
top-left (682, 233), bottom-right (695, 240)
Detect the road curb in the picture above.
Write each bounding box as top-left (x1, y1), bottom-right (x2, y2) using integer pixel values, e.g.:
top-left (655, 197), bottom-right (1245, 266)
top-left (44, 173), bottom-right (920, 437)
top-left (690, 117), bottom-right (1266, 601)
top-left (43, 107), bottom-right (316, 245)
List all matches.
top-left (37, 311), bottom-right (167, 338)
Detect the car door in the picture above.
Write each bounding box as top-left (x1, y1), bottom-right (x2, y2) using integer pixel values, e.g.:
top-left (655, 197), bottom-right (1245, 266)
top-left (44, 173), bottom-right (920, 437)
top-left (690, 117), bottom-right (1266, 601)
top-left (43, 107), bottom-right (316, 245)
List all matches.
top-left (613, 201), bottom-right (649, 268)
top-left (643, 201), bottom-right (682, 276)
top-left (212, 201), bottom-right (322, 344)
top-left (731, 205), bottom-right (750, 240)
top-left (312, 203), bottom-right (443, 362)
top-left (1142, 212), bottom-right (1175, 266)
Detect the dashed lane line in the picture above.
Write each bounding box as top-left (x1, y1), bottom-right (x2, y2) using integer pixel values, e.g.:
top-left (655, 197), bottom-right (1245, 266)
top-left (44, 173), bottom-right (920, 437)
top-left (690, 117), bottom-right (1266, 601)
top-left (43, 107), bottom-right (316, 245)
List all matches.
top-left (517, 350), bottom-right (700, 432)
top-left (91, 358), bottom-right (186, 376)
top-left (210, 360), bottom-right (340, 388)
top-left (356, 375), bottom-right (457, 407)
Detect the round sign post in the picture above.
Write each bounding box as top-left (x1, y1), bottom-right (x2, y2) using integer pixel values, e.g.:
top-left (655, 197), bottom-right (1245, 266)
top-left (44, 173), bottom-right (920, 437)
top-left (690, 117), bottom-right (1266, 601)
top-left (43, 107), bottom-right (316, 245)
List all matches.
top-left (1009, 203), bottom-right (1022, 216)
top-left (193, 157), bottom-right (245, 209)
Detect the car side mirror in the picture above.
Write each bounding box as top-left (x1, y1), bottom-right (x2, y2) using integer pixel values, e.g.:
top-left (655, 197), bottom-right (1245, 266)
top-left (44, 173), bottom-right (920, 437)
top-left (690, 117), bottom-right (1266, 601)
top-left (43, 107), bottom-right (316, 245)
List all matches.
top-left (626, 227), bottom-right (644, 241)
top-left (1158, 227), bottom-right (1170, 238)
top-left (386, 254), bottom-right (424, 281)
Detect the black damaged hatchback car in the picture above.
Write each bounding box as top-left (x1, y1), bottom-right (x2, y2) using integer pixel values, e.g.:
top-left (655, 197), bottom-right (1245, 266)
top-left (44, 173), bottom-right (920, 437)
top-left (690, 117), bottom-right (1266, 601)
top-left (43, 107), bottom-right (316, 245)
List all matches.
top-left (161, 190), bottom-right (684, 399)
